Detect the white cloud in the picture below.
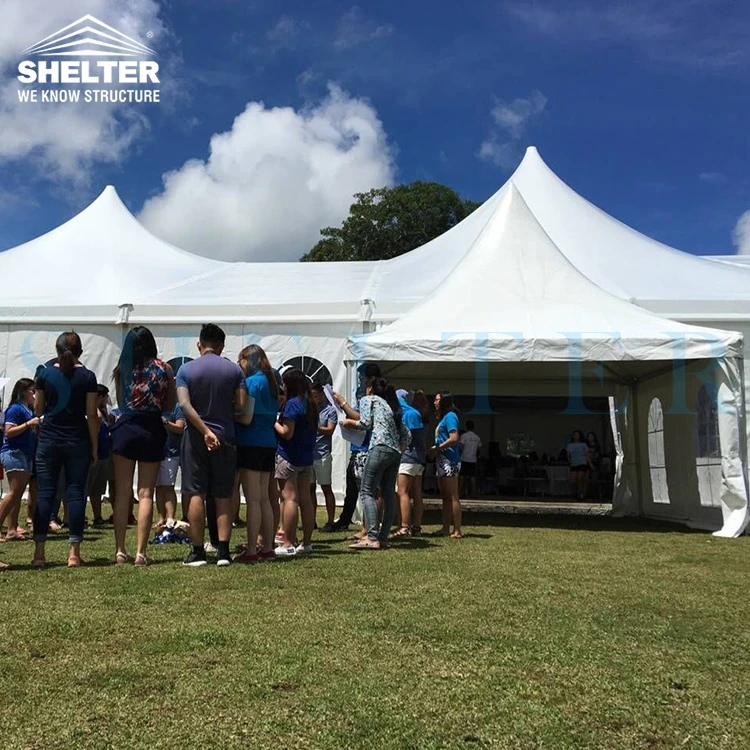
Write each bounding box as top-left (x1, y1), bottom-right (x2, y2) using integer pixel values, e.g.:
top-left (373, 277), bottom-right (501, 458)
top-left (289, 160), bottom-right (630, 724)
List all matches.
top-left (139, 84), bottom-right (396, 261)
top-left (699, 171), bottom-right (726, 184)
top-left (335, 7), bottom-right (394, 50)
top-left (478, 90), bottom-right (547, 168)
top-left (0, 0), bottom-right (168, 183)
top-left (733, 210), bottom-right (750, 255)
top-left (266, 15), bottom-right (307, 51)
top-left (503, 0), bottom-right (750, 71)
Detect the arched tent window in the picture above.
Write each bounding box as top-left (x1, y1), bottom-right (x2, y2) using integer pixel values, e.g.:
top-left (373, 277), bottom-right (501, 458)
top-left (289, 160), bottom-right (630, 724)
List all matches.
top-left (695, 384), bottom-right (721, 508)
top-left (647, 398), bottom-right (670, 504)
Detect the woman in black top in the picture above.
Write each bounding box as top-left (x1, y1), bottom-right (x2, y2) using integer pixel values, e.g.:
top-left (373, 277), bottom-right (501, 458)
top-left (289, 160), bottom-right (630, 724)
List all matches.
top-left (33, 332), bottom-right (99, 568)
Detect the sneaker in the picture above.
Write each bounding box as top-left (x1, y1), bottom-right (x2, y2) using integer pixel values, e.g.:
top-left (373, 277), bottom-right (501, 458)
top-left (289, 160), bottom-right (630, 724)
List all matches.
top-left (216, 552), bottom-right (232, 567)
top-left (183, 550), bottom-right (207, 567)
top-left (331, 520), bottom-right (349, 532)
top-left (233, 550), bottom-right (259, 564)
top-left (258, 550), bottom-right (277, 562)
top-left (320, 522), bottom-right (336, 533)
top-left (274, 545), bottom-right (297, 557)
top-left (204, 541), bottom-right (217, 556)
top-left (295, 544), bottom-right (313, 555)
top-left (92, 517), bottom-right (106, 527)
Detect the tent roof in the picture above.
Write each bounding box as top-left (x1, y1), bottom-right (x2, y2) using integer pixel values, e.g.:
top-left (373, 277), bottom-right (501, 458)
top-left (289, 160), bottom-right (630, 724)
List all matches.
top-left (0, 149), bottom-right (749, 324)
top-left (0, 186), bottom-right (225, 309)
top-left (350, 185), bottom-right (742, 366)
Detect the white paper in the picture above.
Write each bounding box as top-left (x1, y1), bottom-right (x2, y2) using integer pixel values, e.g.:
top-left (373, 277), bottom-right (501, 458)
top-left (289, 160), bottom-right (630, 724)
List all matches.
top-left (324, 383), bottom-right (366, 445)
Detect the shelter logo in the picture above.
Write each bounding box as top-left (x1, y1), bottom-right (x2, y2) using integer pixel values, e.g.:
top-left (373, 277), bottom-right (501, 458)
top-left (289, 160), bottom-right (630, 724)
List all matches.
top-left (16, 15), bottom-right (160, 104)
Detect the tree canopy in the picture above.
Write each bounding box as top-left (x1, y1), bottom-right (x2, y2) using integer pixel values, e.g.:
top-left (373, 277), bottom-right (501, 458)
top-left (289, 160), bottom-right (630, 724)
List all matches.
top-left (301, 181), bottom-right (481, 262)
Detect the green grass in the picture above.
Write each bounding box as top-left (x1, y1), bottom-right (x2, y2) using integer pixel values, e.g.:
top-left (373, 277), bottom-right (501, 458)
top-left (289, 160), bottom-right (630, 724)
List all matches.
top-left (0, 511), bottom-right (749, 749)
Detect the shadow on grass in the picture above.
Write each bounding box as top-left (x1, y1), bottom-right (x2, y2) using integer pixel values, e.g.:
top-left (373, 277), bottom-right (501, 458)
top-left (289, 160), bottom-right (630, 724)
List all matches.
top-left (424, 510), bottom-right (703, 535)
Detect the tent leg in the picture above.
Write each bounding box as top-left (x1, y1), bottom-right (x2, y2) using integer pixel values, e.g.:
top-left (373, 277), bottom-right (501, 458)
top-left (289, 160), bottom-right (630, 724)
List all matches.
top-left (631, 381), bottom-right (646, 517)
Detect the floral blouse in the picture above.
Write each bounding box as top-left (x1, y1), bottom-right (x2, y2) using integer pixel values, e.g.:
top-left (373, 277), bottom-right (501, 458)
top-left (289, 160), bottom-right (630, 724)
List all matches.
top-left (123, 358), bottom-right (170, 413)
top-left (356, 395), bottom-right (411, 453)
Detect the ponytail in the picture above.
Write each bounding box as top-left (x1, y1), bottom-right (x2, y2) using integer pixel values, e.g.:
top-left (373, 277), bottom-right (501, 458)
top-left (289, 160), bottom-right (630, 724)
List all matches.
top-left (55, 331), bottom-right (82, 376)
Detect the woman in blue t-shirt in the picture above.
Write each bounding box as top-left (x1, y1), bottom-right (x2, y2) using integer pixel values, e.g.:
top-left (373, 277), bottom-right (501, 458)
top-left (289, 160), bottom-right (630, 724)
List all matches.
top-left (427, 392), bottom-right (463, 538)
top-left (234, 344), bottom-right (279, 562)
top-left (0, 379), bottom-right (39, 556)
top-left (34, 332), bottom-right (99, 568)
top-left (273, 368), bottom-right (318, 557)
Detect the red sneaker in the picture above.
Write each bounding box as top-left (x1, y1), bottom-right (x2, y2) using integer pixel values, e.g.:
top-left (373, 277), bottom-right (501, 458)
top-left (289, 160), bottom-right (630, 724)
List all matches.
top-left (233, 550), bottom-right (259, 564)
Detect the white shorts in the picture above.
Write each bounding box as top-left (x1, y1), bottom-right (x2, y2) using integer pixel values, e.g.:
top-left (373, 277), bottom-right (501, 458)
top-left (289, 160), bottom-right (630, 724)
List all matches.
top-left (156, 456), bottom-right (179, 487)
top-left (312, 454), bottom-right (333, 486)
top-left (398, 462), bottom-right (424, 477)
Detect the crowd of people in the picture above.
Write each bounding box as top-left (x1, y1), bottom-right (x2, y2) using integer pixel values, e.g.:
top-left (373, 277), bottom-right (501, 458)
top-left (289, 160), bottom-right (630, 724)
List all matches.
top-left (0, 324), bottom-right (470, 569)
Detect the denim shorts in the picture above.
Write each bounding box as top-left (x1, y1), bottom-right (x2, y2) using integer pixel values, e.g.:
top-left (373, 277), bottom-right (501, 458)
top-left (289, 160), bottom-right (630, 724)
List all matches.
top-left (0, 449), bottom-right (33, 474)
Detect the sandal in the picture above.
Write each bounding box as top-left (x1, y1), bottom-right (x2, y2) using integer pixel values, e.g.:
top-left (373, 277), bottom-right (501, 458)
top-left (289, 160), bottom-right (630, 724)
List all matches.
top-left (349, 539), bottom-right (381, 550)
top-left (450, 531), bottom-right (463, 539)
top-left (389, 526), bottom-right (411, 539)
top-left (115, 552), bottom-right (132, 565)
top-left (67, 556), bottom-right (84, 568)
top-left (411, 526), bottom-right (422, 536)
top-left (134, 554), bottom-right (151, 567)
top-left (0, 560), bottom-right (10, 570)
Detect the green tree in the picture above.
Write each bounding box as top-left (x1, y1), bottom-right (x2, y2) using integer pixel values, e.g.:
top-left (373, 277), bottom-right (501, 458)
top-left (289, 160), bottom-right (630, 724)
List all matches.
top-left (301, 181), bottom-right (481, 262)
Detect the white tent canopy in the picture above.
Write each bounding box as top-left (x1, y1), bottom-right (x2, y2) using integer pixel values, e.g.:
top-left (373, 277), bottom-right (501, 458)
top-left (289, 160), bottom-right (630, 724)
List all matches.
top-left (349, 186), bottom-right (749, 538)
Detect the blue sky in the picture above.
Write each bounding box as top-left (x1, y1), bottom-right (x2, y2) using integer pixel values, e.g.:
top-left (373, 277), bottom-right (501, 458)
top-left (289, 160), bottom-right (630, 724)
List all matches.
top-left (1, 0), bottom-right (749, 258)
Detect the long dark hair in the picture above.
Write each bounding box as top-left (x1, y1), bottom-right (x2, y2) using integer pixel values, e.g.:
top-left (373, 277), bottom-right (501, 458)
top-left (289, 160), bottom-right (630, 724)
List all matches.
top-left (10, 378), bottom-right (34, 405)
top-left (436, 391), bottom-right (456, 420)
top-left (280, 368), bottom-right (318, 431)
top-left (112, 326), bottom-right (158, 384)
top-left (369, 377), bottom-right (403, 430)
top-left (240, 344), bottom-right (278, 399)
top-left (411, 389), bottom-right (431, 422)
top-left (55, 331), bottom-right (82, 376)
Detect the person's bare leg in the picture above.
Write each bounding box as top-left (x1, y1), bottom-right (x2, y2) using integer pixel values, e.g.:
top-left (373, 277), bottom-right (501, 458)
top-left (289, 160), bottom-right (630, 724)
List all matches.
top-left (447, 476), bottom-right (462, 537)
top-left (214, 496), bottom-right (234, 544)
top-left (240, 470), bottom-right (261, 552)
top-left (0, 472), bottom-right (29, 537)
top-left (181, 493), bottom-right (189, 522)
top-left (90, 491), bottom-right (103, 523)
top-left (280, 479), bottom-right (298, 549)
top-left (232, 474), bottom-right (241, 525)
top-left (438, 477), bottom-right (451, 535)
top-left (412, 476), bottom-right (424, 530)
top-left (396, 474), bottom-right (412, 531)
top-left (310, 482), bottom-right (317, 526)
top-left (27, 477), bottom-right (37, 527)
top-left (135, 462), bottom-right (160, 559)
top-left (298, 477), bottom-right (314, 547)
top-left (163, 486), bottom-right (177, 523)
top-left (187, 493), bottom-right (206, 546)
top-left (322, 484), bottom-right (336, 525)
top-left (272, 476), bottom-right (281, 534)
top-left (257, 471), bottom-right (274, 553)
top-left (155, 485), bottom-right (167, 526)
top-left (112, 455), bottom-right (135, 559)
top-left (7, 497), bottom-right (21, 536)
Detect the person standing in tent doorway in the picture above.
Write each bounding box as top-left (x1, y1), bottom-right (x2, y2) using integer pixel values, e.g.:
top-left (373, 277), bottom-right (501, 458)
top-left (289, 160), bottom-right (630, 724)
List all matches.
top-left (428, 392), bottom-right (462, 538)
top-left (177, 324), bottom-right (247, 567)
top-left (310, 383), bottom-right (338, 533)
top-left (459, 420), bottom-right (482, 499)
top-left (567, 430), bottom-right (590, 501)
top-left (110, 327), bottom-right (176, 567)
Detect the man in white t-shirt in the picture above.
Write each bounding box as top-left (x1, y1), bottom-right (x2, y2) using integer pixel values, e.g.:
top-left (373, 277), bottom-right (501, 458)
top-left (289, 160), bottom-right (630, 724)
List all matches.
top-left (459, 421), bottom-right (482, 499)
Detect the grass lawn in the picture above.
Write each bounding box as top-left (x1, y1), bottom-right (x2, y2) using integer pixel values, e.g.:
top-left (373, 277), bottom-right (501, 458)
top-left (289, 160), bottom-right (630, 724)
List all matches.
top-left (0, 511), bottom-right (749, 749)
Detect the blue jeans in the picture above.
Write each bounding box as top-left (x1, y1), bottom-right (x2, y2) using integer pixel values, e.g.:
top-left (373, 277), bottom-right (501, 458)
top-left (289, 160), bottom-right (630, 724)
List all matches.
top-left (360, 444), bottom-right (401, 542)
top-left (35, 439), bottom-right (91, 543)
